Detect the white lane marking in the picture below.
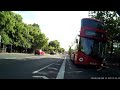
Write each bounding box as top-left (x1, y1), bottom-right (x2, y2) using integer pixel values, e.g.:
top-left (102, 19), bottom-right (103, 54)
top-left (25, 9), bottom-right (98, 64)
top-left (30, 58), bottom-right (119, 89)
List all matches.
top-left (65, 57), bottom-right (66, 59)
top-left (4, 57), bottom-right (16, 59)
top-left (69, 67), bottom-right (72, 69)
top-left (48, 67), bottom-right (58, 70)
top-left (32, 76), bottom-right (49, 79)
top-left (32, 63), bottom-right (54, 74)
top-left (97, 67), bottom-right (103, 71)
top-left (102, 66), bottom-right (109, 68)
top-left (54, 64), bottom-right (61, 65)
top-left (56, 57), bottom-right (66, 79)
top-left (57, 60), bottom-right (61, 62)
top-left (37, 72), bottom-right (48, 75)
top-left (97, 66), bottom-right (109, 71)
top-left (67, 71), bottom-right (82, 73)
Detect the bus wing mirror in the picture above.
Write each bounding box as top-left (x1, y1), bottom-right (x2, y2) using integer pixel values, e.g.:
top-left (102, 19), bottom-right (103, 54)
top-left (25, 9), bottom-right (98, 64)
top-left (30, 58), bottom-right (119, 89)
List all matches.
top-left (76, 39), bottom-right (78, 43)
top-left (117, 11), bottom-right (120, 16)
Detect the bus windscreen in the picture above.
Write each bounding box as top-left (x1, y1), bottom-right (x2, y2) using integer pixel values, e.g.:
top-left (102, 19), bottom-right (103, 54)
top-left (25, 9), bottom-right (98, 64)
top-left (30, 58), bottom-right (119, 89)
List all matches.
top-left (81, 19), bottom-right (105, 30)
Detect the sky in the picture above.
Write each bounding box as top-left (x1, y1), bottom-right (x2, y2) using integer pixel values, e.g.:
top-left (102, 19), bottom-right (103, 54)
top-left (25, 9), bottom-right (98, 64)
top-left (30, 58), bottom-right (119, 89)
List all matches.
top-left (13, 11), bottom-right (89, 51)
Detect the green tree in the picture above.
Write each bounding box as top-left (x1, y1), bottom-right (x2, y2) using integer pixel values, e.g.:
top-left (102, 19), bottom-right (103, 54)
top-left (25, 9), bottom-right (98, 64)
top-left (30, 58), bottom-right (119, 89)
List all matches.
top-left (89, 11), bottom-right (120, 39)
top-left (13, 14), bottom-right (24, 47)
top-left (49, 40), bottom-right (60, 51)
top-left (0, 11), bottom-right (16, 45)
top-left (58, 48), bottom-right (65, 53)
top-left (0, 11), bottom-right (49, 53)
top-left (89, 11), bottom-right (120, 54)
top-left (29, 23), bottom-right (48, 49)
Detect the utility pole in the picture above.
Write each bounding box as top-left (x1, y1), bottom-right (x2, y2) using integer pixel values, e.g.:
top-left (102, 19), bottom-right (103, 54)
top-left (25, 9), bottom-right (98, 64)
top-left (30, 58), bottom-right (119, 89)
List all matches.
top-left (0, 35), bottom-right (1, 48)
top-left (10, 44), bottom-right (12, 53)
top-left (0, 35), bottom-right (1, 52)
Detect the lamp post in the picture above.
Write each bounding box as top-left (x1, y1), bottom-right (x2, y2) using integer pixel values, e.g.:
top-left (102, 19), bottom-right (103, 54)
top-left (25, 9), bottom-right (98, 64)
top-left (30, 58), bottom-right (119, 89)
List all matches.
top-left (10, 44), bottom-right (12, 53)
top-left (0, 35), bottom-right (1, 52)
top-left (0, 35), bottom-right (1, 48)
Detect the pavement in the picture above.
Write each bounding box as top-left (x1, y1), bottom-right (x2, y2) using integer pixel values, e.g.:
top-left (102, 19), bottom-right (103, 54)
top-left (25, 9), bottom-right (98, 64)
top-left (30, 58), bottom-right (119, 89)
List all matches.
top-left (0, 53), bottom-right (50, 60)
top-left (103, 60), bottom-right (120, 70)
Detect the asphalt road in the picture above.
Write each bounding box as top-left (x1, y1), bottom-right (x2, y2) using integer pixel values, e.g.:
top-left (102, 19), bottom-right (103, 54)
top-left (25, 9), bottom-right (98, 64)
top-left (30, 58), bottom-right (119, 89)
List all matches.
top-left (0, 54), bottom-right (120, 79)
top-left (0, 54), bottom-right (65, 79)
top-left (65, 57), bottom-right (120, 79)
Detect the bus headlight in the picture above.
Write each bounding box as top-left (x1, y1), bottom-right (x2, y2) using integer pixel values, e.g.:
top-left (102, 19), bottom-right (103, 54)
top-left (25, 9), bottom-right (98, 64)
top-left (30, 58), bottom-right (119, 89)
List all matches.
top-left (79, 58), bottom-right (83, 62)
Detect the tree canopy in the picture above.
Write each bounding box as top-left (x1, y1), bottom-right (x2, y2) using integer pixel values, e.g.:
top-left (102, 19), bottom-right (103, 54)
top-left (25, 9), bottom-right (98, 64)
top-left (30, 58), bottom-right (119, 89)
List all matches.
top-left (48, 40), bottom-right (65, 53)
top-left (0, 11), bottom-right (65, 53)
top-left (89, 11), bottom-right (120, 54)
top-left (89, 11), bottom-right (120, 39)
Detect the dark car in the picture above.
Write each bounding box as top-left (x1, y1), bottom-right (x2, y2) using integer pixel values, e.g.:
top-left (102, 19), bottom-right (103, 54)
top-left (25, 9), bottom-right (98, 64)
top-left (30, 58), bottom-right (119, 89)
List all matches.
top-left (50, 51), bottom-right (56, 55)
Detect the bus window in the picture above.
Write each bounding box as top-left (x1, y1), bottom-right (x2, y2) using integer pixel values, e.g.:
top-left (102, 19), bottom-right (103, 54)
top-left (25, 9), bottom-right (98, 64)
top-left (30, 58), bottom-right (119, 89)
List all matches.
top-left (85, 30), bottom-right (105, 38)
top-left (81, 19), bottom-right (105, 30)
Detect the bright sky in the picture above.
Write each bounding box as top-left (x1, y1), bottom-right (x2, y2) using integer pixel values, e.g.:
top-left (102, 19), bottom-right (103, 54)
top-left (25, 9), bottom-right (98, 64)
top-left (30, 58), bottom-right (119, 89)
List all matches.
top-left (13, 11), bottom-right (89, 51)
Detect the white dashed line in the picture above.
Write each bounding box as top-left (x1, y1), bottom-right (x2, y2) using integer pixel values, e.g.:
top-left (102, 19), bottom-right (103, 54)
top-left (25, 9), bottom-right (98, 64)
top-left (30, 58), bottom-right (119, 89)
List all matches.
top-left (67, 71), bottom-right (82, 73)
top-left (48, 67), bottom-right (58, 70)
top-left (57, 60), bottom-right (61, 62)
top-left (32, 76), bottom-right (49, 79)
top-left (69, 67), bottom-right (72, 69)
top-left (54, 64), bottom-right (61, 65)
top-left (97, 67), bottom-right (103, 71)
top-left (56, 57), bottom-right (66, 79)
top-left (32, 63), bottom-right (54, 74)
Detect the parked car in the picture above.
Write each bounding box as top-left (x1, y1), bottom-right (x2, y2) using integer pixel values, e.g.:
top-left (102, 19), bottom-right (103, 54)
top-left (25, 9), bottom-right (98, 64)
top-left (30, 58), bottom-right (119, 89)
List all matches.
top-left (34, 49), bottom-right (45, 55)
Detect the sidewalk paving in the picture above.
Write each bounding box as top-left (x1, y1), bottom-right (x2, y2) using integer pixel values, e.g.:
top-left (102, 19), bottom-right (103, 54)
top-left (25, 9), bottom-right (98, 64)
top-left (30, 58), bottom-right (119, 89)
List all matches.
top-left (0, 52), bottom-right (51, 59)
top-left (104, 61), bottom-right (120, 70)
top-left (0, 53), bottom-right (32, 59)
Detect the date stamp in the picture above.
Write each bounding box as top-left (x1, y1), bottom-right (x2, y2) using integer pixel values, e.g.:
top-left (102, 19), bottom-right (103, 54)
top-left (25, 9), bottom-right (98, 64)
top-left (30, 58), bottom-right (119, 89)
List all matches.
top-left (91, 77), bottom-right (120, 79)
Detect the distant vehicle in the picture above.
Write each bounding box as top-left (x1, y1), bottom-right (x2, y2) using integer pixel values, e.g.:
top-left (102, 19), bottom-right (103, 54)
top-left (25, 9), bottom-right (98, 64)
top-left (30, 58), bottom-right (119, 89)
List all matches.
top-left (34, 49), bottom-right (45, 55)
top-left (70, 18), bottom-right (107, 67)
top-left (50, 51), bottom-right (56, 55)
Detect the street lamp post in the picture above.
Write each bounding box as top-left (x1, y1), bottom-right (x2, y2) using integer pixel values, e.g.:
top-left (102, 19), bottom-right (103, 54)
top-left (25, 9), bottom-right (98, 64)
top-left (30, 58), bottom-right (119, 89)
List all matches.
top-left (10, 44), bottom-right (12, 53)
top-left (26, 45), bottom-right (27, 53)
top-left (0, 35), bottom-right (1, 52)
top-left (0, 35), bottom-right (1, 48)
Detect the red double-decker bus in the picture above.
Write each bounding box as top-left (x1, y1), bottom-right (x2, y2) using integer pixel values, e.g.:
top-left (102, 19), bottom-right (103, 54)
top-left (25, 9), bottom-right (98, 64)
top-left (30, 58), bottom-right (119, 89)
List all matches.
top-left (70, 18), bottom-right (107, 67)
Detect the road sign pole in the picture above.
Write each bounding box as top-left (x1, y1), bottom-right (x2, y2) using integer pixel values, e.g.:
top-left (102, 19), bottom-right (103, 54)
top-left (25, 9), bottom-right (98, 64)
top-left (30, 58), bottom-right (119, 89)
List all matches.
top-left (0, 35), bottom-right (1, 48)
